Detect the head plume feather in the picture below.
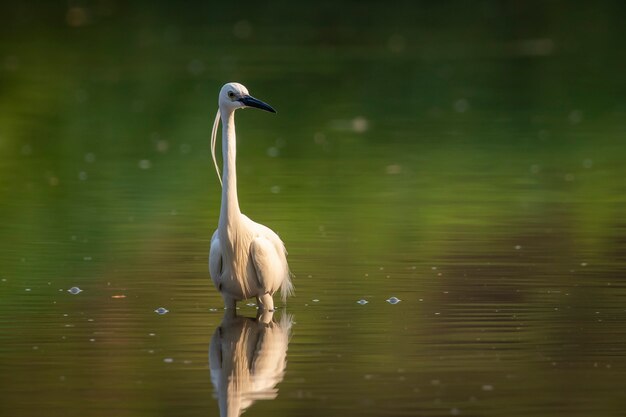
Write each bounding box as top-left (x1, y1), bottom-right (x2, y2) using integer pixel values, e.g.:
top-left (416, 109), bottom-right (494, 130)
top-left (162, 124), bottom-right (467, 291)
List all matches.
top-left (211, 109), bottom-right (222, 186)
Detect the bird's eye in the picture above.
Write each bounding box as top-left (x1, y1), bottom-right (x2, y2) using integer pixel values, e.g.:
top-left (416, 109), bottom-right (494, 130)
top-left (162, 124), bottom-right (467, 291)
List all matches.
top-left (228, 91), bottom-right (235, 99)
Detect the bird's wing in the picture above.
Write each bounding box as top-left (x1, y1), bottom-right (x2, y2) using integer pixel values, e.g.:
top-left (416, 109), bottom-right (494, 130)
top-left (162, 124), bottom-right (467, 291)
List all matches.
top-left (209, 230), bottom-right (222, 287)
top-left (240, 215), bottom-right (285, 253)
top-left (250, 236), bottom-right (283, 294)
top-left (257, 226), bottom-right (293, 300)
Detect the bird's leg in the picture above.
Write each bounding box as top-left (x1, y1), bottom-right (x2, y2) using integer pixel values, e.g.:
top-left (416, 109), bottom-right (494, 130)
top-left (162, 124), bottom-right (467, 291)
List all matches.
top-left (222, 307), bottom-right (237, 321)
top-left (222, 295), bottom-right (236, 311)
top-left (257, 293), bottom-right (275, 312)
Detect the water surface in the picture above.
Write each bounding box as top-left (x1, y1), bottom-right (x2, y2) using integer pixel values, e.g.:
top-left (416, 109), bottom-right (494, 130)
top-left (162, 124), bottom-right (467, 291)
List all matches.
top-left (1, 2), bottom-right (625, 416)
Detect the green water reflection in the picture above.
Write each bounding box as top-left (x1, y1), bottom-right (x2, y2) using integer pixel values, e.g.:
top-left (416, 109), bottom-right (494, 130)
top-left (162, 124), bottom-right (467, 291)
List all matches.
top-left (1, 2), bottom-right (625, 416)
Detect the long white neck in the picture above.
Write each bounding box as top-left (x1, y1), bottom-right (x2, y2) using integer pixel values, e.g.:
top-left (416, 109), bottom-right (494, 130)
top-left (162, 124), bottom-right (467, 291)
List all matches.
top-left (219, 109), bottom-right (241, 228)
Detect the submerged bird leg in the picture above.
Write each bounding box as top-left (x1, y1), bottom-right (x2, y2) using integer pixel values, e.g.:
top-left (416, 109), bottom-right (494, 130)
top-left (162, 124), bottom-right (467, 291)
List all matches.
top-left (222, 294), bottom-right (236, 310)
top-left (257, 293), bottom-right (275, 312)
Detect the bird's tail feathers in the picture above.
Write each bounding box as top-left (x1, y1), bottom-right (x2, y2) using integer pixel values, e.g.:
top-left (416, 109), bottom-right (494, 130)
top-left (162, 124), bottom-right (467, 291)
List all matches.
top-left (280, 270), bottom-right (294, 303)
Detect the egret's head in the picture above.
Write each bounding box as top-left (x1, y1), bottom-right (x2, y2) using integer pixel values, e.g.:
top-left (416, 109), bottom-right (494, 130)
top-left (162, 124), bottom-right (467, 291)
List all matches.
top-left (218, 82), bottom-right (276, 113)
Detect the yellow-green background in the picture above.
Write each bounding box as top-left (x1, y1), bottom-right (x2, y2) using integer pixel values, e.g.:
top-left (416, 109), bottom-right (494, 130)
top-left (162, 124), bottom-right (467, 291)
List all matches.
top-left (1, 1), bottom-right (625, 416)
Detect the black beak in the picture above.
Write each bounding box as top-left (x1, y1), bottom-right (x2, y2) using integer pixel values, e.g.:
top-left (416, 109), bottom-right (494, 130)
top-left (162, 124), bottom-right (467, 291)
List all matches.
top-left (238, 95), bottom-right (276, 113)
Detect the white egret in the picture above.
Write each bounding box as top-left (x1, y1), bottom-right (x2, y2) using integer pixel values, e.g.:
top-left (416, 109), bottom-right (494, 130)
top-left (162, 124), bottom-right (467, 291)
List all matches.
top-left (209, 82), bottom-right (293, 311)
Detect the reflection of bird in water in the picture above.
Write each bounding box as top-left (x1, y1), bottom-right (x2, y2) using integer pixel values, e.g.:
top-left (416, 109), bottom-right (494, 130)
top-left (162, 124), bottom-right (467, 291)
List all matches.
top-left (209, 309), bottom-right (292, 417)
top-left (209, 82), bottom-right (294, 311)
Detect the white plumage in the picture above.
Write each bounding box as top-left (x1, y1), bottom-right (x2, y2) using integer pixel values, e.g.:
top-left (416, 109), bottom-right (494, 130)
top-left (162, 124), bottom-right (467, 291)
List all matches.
top-left (209, 82), bottom-right (293, 311)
